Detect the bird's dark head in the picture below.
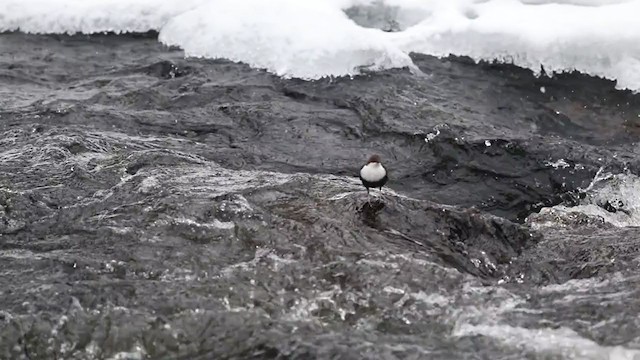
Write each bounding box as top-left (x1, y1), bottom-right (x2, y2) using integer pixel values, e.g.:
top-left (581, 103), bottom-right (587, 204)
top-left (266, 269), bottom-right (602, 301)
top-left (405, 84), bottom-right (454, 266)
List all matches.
top-left (367, 154), bottom-right (382, 164)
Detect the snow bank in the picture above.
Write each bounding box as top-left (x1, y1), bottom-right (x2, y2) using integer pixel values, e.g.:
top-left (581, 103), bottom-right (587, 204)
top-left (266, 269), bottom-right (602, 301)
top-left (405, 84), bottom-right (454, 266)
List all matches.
top-left (0, 0), bottom-right (208, 34)
top-left (158, 0), bottom-right (414, 79)
top-left (392, 0), bottom-right (640, 90)
top-left (2, 0), bottom-right (640, 90)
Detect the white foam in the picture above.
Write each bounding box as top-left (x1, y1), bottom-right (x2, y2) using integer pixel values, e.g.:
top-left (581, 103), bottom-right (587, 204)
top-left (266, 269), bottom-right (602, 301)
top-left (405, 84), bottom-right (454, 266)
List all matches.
top-left (107, 343), bottom-right (146, 360)
top-left (454, 323), bottom-right (640, 359)
top-left (2, 0), bottom-right (640, 90)
top-left (451, 281), bottom-right (640, 359)
top-left (530, 171), bottom-right (640, 227)
top-left (540, 274), bottom-right (621, 293)
top-left (172, 216), bottom-right (236, 230)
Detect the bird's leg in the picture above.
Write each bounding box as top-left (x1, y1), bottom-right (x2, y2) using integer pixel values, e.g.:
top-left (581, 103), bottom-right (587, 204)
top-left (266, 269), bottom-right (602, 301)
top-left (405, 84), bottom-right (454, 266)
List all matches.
top-left (367, 188), bottom-right (371, 205)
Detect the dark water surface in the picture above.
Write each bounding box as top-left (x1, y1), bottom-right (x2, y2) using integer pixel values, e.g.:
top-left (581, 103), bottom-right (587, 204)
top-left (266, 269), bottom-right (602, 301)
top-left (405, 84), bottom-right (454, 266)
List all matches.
top-left (1, 32), bottom-right (640, 359)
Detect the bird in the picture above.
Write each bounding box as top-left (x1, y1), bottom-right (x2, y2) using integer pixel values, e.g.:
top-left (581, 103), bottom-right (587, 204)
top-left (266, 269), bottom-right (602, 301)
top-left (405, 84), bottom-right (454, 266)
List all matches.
top-left (359, 154), bottom-right (388, 203)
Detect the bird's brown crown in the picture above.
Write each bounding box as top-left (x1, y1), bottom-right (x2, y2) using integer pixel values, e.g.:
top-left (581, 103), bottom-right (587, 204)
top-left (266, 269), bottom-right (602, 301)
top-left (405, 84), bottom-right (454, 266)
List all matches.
top-left (367, 154), bottom-right (381, 164)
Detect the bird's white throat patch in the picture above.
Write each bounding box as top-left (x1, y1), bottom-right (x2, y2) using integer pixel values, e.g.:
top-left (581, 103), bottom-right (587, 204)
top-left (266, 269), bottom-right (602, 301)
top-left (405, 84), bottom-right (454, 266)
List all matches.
top-left (360, 162), bottom-right (386, 182)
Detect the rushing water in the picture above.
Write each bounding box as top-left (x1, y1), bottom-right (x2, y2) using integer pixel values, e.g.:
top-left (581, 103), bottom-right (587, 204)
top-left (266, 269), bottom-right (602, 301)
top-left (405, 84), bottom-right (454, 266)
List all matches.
top-left (1, 32), bottom-right (640, 359)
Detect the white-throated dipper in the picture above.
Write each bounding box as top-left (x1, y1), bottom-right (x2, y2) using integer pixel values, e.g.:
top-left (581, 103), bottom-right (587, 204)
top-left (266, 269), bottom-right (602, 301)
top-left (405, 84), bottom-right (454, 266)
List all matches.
top-left (359, 154), bottom-right (388, 202)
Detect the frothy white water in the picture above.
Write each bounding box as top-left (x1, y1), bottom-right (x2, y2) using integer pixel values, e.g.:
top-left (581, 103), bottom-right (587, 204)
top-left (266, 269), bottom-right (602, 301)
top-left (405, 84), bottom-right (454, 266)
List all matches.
top-left (2, 0), bottom-right (640, 90)
top-left (455, 323), bottom-right (640, 360)
top-left (529, 170), bottom-right (640, 228)
top-left (452, 278), bottom-right (640, 359)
